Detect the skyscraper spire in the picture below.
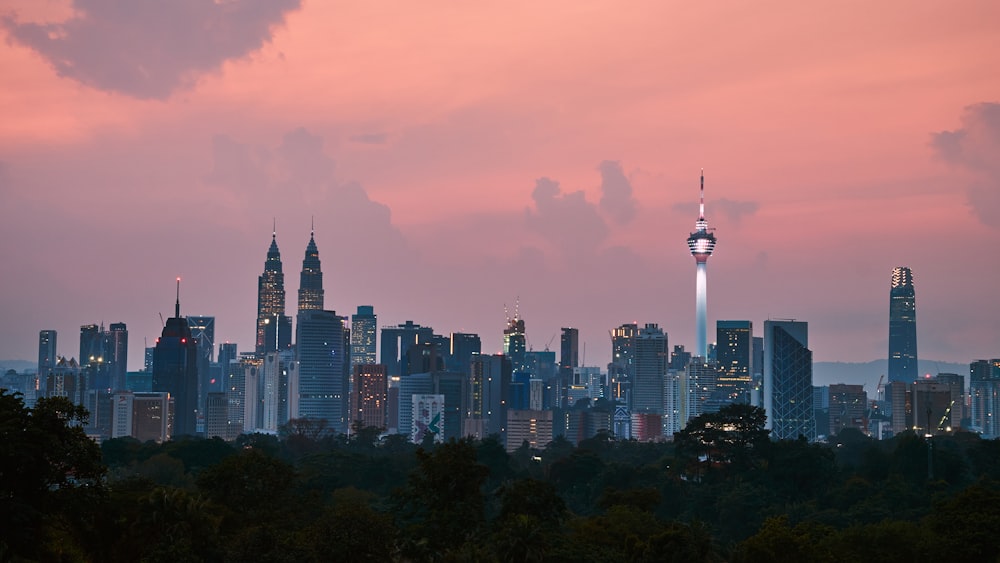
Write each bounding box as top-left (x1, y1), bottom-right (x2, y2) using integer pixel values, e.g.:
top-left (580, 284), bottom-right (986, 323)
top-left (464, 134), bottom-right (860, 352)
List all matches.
top-left (257, 226), bottom-right (288, 355)
top-left (687, 170), bottom-right (717, 359)
top-left (699, 168), bottom-right (705, 220)
top-left (298, 224), bottom-right (324, 313)
top-left (175, 277), bottom-right (181, 318)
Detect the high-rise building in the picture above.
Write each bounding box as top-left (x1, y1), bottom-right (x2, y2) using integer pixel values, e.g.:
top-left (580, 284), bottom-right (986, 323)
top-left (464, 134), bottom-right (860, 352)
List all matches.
top-left (763, 320), bottom-right (814, 441)
top-left (79, 323), bottom-right (110, 390)
top-left (259, 349), bottom-right (298, 432)
top-left (888, 267), bottom-right (917, 384)
top-left (505, 409), bottom-right (553, 453)
top-left (380, 321), bottom-right (434, 377)
top-left (970, 359), bottom-right (1000, 438)
top-left (296, 309), bottom-right (349, 432)
top-left (503, 308), bottom-right (527, 373)
top-left (38, 330), bottom-right (57, 376)
top-left (256, 228), bottom-right (291, 355)
top-left (446, 332), bottom-right (481, 374)
top-left (686, 171), bottom-right (717, 359)
top-left (828, 384), bottom-right (867, 437)
top-left (609, 323), bottom-right (638, 404)
top-left (187, 315), bottom-right (215, 407)
top-left (152, 280), bottom-right (199, 436)
top-left (351, 306), bottom-right (378, 368)
top-left (351, 364), bottom-right (388, 431)
top-left (632, 323), bottom-right (668, 415)
top-left (297, 226), bottom-right (324, 313)
top-left (559, 327), bottom-right (580, 407)
top-left (467, 354), bottom-right (512, 441)
top-left (112, 391), bottom-right (173, 443)
top-left (715, 320), bottom-right (753, 406)
top-left (107, 323), bottom-right (128, 392)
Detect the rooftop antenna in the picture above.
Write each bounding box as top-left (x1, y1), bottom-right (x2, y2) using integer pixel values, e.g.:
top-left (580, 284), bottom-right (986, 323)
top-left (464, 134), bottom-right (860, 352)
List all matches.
top-left (699, 168), bottom-right (705, 220)
top-left (175, 277), bottom-right (181, 318)
top-left (311, 215), bottom-right (315, 237)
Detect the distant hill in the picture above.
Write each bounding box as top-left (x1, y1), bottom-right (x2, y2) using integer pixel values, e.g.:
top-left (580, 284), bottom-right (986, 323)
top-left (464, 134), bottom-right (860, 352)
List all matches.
top-left (0, 360), bottom-right (36, 374)
top-left (813, 359), bottom-right (969, 391)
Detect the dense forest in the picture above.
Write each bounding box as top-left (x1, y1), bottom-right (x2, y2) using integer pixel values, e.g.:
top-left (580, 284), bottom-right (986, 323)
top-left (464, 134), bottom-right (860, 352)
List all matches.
top-left (4, 388), bottom-right (1000, 562)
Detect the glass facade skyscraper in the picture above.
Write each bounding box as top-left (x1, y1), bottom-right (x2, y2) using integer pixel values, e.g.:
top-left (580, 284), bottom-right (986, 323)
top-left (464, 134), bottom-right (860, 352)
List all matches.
top-left (764, 320), bottom-right (814, 441)
top-left (888, 266), bottom-right (917, 384)
top-left (256, 230), bottom-right (290, 355)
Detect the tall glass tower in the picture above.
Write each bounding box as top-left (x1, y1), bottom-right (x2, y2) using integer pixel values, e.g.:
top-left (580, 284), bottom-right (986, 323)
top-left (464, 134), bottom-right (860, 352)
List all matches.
top-left (888, 267), bottom-right (917, 384)
top-left (256, 227), bottom-right (290, 355)
top-left (687, 171), bottom-right (717, 359)
top-left (298, 225), bottom-right (324, 313)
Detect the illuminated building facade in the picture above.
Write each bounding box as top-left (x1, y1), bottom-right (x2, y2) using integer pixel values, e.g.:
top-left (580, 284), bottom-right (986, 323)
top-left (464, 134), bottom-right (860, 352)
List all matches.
top-left (888, 266), bottom-right (917, 384)
top-left (351, 306), bottom-right (378, 368)
top-left (503, 308), bottom-right (527, 373)
top-left (38, 330), bottom-right (57, 377)
top-left (970, 359), bottom-right (1000, 438)
top-left (297, 227), bottom-right (324, 314)
top-left (296, 309), bottom-right (349, 432)
top-left (715, 320), bottom-right (753, 406)
top-left (506, 409), bottom-right (553, 453)
top-left (632, 323), bottom-right (668, 416)
top-left (763, 320), bottom-right (814, 441)
top-left (351, 363), bottom-right (388, 430)
top-left (609, 323), bottom-right (638, 404)
top-left (686, 171), bottom-right (717, 359)
top-left (256, 229), bottom-right (291, 355)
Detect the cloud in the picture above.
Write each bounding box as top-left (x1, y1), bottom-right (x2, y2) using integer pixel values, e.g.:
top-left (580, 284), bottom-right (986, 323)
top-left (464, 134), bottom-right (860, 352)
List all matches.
top-left (349, 133), bottom-right (388, 145)
top-left (597, 160), bottom-right (638, 225)
top-left (672, 198), bottom-right (759, 225)
top-left (525, 177), bottom-right (609, 261)
top-left (1, 0), bottom-right (301, 99)
top-left (932, 102), bottom-right (1000, 229)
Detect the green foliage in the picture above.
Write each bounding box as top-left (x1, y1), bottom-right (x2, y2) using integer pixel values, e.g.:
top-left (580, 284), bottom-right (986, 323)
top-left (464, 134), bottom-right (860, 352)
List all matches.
top-left (0, 389), bottom-right (106, 560)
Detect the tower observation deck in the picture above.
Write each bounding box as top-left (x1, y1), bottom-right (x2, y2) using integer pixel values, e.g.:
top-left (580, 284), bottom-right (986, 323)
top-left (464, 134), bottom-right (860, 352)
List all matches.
top-left (687, 171), bottom-right (716, 359)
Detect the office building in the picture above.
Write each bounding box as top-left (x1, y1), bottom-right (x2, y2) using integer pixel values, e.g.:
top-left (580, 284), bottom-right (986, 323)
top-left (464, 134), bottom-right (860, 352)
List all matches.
top-left (828, 384), bottom-right (867, 436)
top-left (152, 281), bottom-right (199, 436)
top-left (297, 226), bottom-right (324, 313)
top-left (112, 391), bottom-right (173, 443)
top-left (763, 320), bottom-right (814, 441)
top-left (888, 267), bottom-right (917, 384)
top-left (506, 409), bottom-right (553, 453)
top-left (187, 315), bottom-right (216, 407)
top-left (380, 321), bottom-right (434, 377)
top-left (37, 330), bottom-right (57, 377)
top-left (204, 392), bottom-right (228, 440)
top-left (716, 320), bottom-right (753, 406)
top-left (609, 323), bottom-right (638, 404)
top-left (256, 228), bottom-right (291, 355)
top-left (447, 332), bottom-right (481, 374)
top-left (970, 359), bottom-right (1000, 438)
top-left (632, 323), bottom-right (667, 414)
top-left (350, 364), bottom-right (388, 431)
top-left (503, 307), bottom-right (527, 373)
top-left (296, 309), bottom-right (349, 432)
top-left (351, 306), bottom-right (378, 368)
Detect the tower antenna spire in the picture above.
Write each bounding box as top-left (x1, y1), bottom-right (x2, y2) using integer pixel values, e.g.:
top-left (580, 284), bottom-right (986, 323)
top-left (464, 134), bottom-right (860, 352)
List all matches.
top-left (311, 215), bottom-right (314, 237)
top-left (175, 277), bottom-right (181, 318)
top-left (699, 169), bottom-right (705, 220)
top-left (272, 218), bottom-right (276, 239)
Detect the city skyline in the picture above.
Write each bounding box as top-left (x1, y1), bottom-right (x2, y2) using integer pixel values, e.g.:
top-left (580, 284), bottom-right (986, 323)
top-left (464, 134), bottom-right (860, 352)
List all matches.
top-left (2, 2), bottom-right (999, 370)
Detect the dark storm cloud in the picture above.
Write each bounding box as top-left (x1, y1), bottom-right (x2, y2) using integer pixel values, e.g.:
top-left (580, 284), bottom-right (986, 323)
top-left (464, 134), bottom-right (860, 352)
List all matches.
top-left (1, 0), bottom-right (301, 99)
top-left (672, 198), bottom-right (759, 225)
top-left (932, 102), bottom-right (1000, 229)
top-left (597, 160), bottom-right (637, 225)
top-left (525, 177), bottom-right (609, 260)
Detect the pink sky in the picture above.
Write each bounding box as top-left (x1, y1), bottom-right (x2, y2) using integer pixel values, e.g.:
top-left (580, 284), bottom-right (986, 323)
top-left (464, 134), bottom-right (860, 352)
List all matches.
top-left (1, 0), bottom-right (998, 371)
